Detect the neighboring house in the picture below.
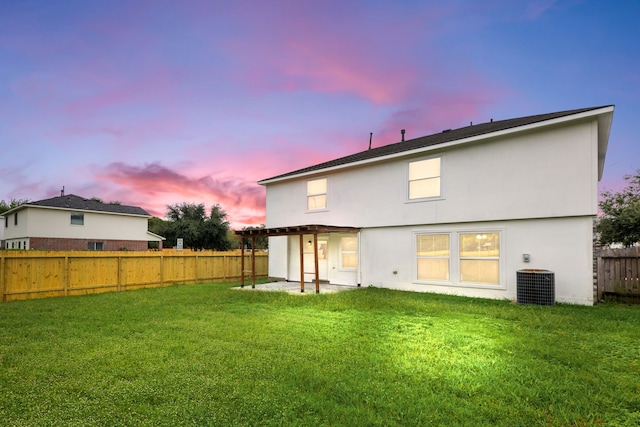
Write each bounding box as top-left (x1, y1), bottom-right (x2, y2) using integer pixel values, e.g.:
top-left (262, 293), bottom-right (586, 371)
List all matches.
top-left (253, 105), bottom-right (614, 305)
top-left (3, 194), bottom-right (164, 251)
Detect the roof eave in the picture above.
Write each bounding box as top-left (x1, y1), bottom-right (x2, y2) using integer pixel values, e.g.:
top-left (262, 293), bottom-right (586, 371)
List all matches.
top-left (259, 106), bottom-right (615, 185)
top-left (596, 107), bottom-right (614, 181)
top-left (147, 231), bottom-right (166, 241)
top-left (4, 204), bottom-right (151, 218)
top-left (1, 203), bottom-right (31, 216)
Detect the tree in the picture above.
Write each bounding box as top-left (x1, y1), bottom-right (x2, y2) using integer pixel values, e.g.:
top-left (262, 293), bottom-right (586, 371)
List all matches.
top-left (0, 198), bottom-right (29, 215)
top-left (152, 202), bottom-right (233, 251)
top-left (147, 217), bottom-right (168, 250)
top-left (596, 170), bottom-right (640, 247)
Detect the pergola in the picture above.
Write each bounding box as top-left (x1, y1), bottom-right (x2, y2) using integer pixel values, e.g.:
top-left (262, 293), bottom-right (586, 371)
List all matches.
top-left (234, 224), bottom-right (361, 293)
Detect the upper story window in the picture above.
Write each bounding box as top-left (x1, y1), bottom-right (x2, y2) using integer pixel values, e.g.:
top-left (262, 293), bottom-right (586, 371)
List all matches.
top-left (4, 217), bottom-right (7, 228)
top-left (408, 157), bottom-right (441, 200)
top-left (14, 212), bottom-right (18, 225)
top-left (307, 178), bottom-right (327, 211)
top-left (70, 212), bottom-right (84, 225)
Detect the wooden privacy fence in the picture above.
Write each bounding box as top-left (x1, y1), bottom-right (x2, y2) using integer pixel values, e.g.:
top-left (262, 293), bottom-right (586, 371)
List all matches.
top-left (0, 250), bottom-right (268, 302)
top-left (596, 247), bottom-right (640, 302)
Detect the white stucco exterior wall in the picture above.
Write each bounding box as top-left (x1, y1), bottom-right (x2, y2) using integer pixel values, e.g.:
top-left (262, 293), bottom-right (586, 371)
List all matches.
top-left (359, 217), bottom-right (594, 304)
top-left (265, 120), bottom-right (599, 228)
top-left (263, 113), bottom-right (609, 305)
top-left (4, 207), bottom-right (151, 241)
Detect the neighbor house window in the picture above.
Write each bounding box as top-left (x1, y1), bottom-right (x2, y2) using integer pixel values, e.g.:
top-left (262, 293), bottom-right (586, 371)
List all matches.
top-left (4, 217), bottom-right (7, 227)
top-left (459, 232), bottom-right (500, 284)
top-left (14, 213), bottom-right (18, 225)
top-left (416, 234), bottom-right (450, 281)
top-left (307, 178), bottom-right (327, 211)
top-left (340, 236), bottom-right (358, 269)
top-left (88, 242), bottom-right (104, 251)
top-left (70, 212), bottom-right (84, 225)
top-left (408, 157), bottom-right (441, 199)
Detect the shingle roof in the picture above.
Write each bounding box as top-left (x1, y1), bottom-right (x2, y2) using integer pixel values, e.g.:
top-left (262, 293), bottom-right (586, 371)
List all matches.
top-left (27, 194), bottom-right (150, 216)
top-left (260, 105), bottom-right (612, 183)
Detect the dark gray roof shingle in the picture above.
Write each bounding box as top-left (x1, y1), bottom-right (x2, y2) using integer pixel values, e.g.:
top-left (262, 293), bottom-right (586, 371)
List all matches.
top-left (260, 105), bottom-right (611, 183)
top-left (28, 194), bottom-right (150, 216)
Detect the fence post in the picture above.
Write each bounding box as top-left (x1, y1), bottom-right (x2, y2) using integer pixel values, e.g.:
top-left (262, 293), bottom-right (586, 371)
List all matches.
top-left (223, 253), bottom-right (227, 281)
top-left (195, 254), bottom-right (199, 284)
top-left (0, 253), bottom-right (5, 302)
top-left (596, 251), bottom-right (603, 301)
top-left (117, 256), bottom-right (122, 292)
top-left (64, 256), bottom-right (69, 296)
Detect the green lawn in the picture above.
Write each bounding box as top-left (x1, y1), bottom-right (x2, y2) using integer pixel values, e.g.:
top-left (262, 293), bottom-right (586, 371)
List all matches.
top-left (1, 283), bottom-right (638, 426)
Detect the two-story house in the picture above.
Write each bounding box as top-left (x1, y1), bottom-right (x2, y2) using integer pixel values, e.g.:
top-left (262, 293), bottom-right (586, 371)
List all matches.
top-left (3, 194), bottom-right (164, 251)
top-left (244, 106), bottom-right (614, 305)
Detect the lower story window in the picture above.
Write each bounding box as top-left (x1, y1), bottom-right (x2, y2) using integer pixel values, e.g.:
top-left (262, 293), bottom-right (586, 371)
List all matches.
top-left (341, 236), bottom-right (358, 269)
top-left (459, 233), bottom-right (500, 284)
top-left (416, 234), bottom-right (450, 281)
top-left (415, 231), bottom-right (501, 285)
top-left (88, 241), bottom-right (104, 251)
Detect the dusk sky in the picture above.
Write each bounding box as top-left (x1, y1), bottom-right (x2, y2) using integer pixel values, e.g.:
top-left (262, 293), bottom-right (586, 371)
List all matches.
top-left (1, 1), bottom-right (639, 228)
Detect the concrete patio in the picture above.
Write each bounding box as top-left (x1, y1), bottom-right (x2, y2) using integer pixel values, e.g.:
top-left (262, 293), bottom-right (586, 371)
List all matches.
top-left (234, 281), bottom-right (360, 294)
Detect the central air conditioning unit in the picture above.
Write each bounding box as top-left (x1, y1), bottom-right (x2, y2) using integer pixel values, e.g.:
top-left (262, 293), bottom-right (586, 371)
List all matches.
top-left (517, 269), bottom-right (555, 305)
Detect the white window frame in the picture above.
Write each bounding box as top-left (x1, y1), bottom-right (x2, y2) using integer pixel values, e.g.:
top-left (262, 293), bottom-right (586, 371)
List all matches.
top-left (88, 241), bottom-right (104, 251)
top-left (339, 235), bottom-right (358, 271)
top-left (414, 228), bottom-right (504, 289)
top-left (306, 177), bottom-right (328, 212)
top-left (415, 233), bottom-right (451, 283)
top-left (70, 212), bottom-right (84, 226)
top-left (458, 231), bottom-right (501, 286)
top-left (406, 156), bottom-right (444, 202)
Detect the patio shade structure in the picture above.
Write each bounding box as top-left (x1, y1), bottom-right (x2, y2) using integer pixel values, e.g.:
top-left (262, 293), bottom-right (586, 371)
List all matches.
top-left (234, 224), bottom-right (361, 293)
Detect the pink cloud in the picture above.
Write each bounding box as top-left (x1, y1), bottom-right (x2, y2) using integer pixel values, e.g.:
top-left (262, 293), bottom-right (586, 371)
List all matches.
top-left (95, 162), bottom-right (266, 227)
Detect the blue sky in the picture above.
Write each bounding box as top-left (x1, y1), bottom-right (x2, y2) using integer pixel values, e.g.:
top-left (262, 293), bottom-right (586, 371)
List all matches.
top-left (1, 0), bottom-right (638, 227)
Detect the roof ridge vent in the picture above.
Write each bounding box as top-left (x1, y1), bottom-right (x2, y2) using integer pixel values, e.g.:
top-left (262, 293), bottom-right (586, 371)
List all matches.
top-left (442, 129), bottom-right (451, 133)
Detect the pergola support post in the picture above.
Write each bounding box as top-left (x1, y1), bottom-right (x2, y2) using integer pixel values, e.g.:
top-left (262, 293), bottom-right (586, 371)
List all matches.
top-left (240, 238), bottom-right (245, 288)
top-left (313, 233), bottom-right (320, 294)
top-left (299, 234), bottom-right (305, 293)
top-left (251, 237), bottom-right (256, 288)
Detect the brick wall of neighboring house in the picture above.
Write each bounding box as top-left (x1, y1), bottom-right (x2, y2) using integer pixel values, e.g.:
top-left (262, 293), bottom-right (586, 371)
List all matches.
top-left (29, 237), bottom-right (149, 251)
